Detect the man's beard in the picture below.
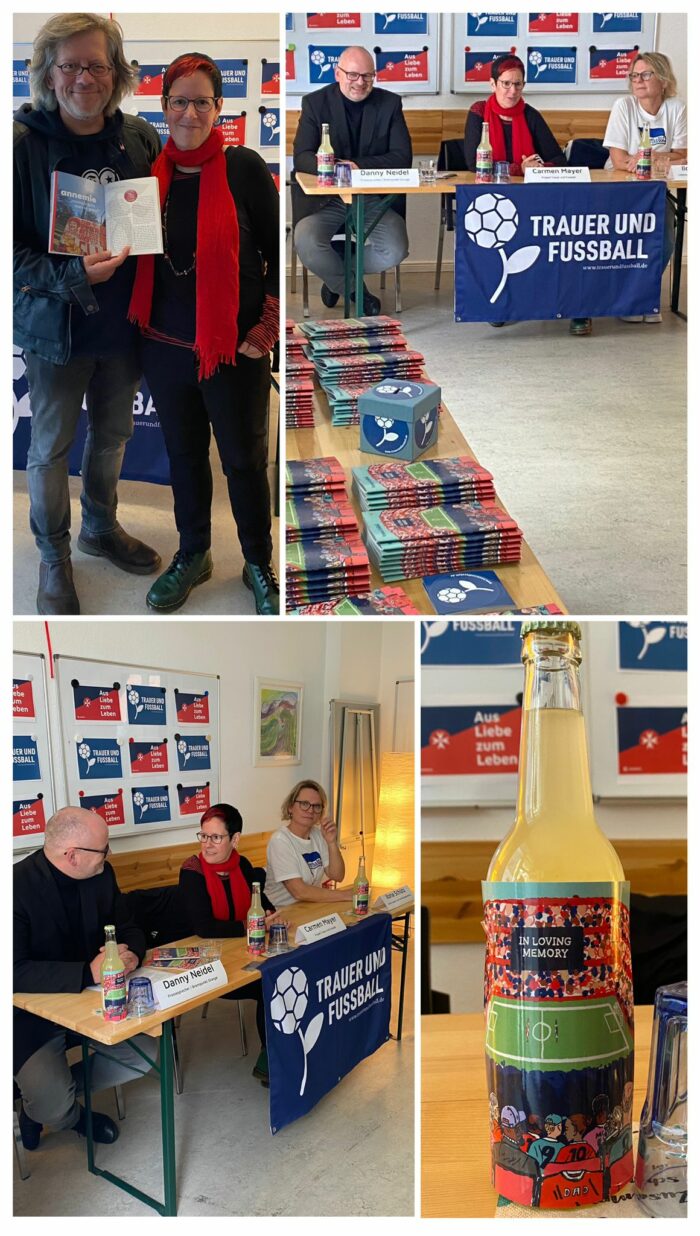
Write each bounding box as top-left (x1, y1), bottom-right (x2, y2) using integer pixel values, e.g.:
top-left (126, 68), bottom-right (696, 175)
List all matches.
top-left (60, 91), bottom-right (110, 122)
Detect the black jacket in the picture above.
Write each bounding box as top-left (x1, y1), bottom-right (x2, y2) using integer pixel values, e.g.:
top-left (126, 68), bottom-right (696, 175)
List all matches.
top-left (13, 105), bottom-right (161, 363)
top-left (464, 100), bottom-right (566, 175)
top-left (292, 82), bottom-right (412, 223)
top-left (179, 853), bottom-right (275, 939)
top-left (13, 850), bottom-right (145, 1075)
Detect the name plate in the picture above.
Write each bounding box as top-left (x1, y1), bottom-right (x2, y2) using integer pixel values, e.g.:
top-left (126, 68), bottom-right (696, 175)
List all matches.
top-left (351, 168), bottom-right (419, 189)
top-left (139, 959), bottom-right (228, 1010)
top-left (524, 165), bottom-right (591, 183)
top-left (674, 164), bottom-right (688, 180)
top-left (295, 913), bottom-right (347, 944)
top-left (373, 885), bottom-right (414, 911)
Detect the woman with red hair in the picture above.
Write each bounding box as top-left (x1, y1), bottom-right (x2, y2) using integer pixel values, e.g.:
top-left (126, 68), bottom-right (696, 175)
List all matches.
top-left (129, 53), bottom-right (279, 614)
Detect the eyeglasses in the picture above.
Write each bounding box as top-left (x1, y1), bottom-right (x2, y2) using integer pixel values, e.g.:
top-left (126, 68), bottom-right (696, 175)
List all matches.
top-left (55, 61), bottom-right (113, 77)
top-left (629, 71), bottom-right (655, 82)
top-left (166, 96), bottom-right (218, 113)
top-left (498, 79), bottom-right (524, 89)
top-left (294, 800), bottom-right (323, 813)
top-left (70, 844), bottom-right (110, 857)
top-left (338, 67), bottom-right (376, 83)
top-left (197, 831), bottom-right (228, 844)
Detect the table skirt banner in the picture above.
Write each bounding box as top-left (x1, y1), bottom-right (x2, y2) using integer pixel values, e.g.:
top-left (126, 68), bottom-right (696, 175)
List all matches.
top-left (454, 181), bottom-right (665, 323)
top-left (262, 912), bottom-right (392, 1134)
top-left (13, 348), bottom-right (171, 485)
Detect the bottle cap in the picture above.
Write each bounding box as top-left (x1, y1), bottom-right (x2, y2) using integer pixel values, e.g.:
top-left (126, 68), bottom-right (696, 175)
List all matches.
top-left (521, 620), bottom-right (582, 640)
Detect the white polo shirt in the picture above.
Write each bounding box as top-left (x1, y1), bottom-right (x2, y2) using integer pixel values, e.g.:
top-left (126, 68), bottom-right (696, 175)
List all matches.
top-left (265, 825), bottom-right (330, 907)
top-left (604, 94), bottom-right (687, 166)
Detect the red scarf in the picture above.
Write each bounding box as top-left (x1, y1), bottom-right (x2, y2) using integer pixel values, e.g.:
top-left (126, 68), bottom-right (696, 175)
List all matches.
top-left (198, 849), bottom-right (251, 922)
top-left (483, 95), bottom-right (535, 168)
top-left (128, 127), bottom-right (240, 379)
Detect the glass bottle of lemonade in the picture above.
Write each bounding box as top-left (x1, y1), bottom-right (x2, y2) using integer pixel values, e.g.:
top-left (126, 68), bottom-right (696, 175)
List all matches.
top-left (482, 621), bottom-right (634, 1211)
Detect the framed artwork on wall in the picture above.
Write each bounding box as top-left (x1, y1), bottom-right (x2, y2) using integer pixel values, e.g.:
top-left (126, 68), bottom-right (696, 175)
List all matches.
top-left (254, 679), bottom-right (303, 766)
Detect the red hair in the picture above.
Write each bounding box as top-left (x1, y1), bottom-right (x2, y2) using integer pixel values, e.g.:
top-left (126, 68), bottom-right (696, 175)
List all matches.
top-left (163, 53), bottom-right (222, 97)
top-left (491, 55), bottom-right (525, 81)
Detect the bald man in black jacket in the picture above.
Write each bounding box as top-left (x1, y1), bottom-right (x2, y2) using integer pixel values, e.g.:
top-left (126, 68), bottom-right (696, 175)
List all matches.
top-left (14, 806), bottom-right (156, 1150)
top-left (292, 45), bottom-right (412, 314)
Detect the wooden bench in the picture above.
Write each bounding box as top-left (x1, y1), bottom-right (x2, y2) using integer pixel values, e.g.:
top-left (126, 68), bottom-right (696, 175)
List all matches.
top-left (110, 833), bottom-right (274, 894)
top-left (422, 838), bottom-right (687, 944)
top-left (285, 107), bottom-right (609, 156)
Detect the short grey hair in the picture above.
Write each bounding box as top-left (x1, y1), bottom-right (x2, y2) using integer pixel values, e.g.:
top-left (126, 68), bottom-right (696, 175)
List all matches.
top-left (44, 806), bottom-right (97, 853)
top-left (29, 12), bottom-right (137, 115)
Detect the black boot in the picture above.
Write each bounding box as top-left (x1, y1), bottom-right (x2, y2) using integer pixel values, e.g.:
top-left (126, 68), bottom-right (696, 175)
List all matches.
top-left (18, 1103), bottom-right (42, 1150)
top-left (73, 1105), bottom-right (119, 1144)
top-left (242, 562), bottom-right (280, 615)
top-left (321, 283), bottom-right (340, 308)
top-left (77, 524), bottom-right (161, 574)
top-left (37, 559), bottom-right (80, 615)
top-left (351, 284), bottom-right (381, 316)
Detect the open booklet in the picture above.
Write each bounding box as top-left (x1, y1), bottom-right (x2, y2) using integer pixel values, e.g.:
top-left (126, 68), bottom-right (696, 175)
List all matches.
top-left (49, 171), bottom-right (163, 257)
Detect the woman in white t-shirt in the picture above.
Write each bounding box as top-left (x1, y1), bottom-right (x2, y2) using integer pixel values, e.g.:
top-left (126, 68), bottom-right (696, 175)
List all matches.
top-left (265, 779), bottom-right (349, 907)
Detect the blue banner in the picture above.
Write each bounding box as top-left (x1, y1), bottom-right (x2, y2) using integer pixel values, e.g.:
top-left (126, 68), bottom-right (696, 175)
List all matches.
top-left (76, 737), bottom-right (122, 780)
top-left (131, 784), bottom-right (171, 824)
top-left (526, 45), bottom-right (577, 83)
top-left (421, 619), bottom-right (522, 664)
top-left (262, 914), bottom-right (392, 1134)
top-left (126, 684), bottom-right (167, 725)
top-left (259, 107), bottom-right (280, 146)
top-left (466, 13), bottom-right (518, 37)
top-left (137, 110), bottom-right (169, 144)
top-left (175, 734), bottom-right (211, 771)
top-left (375, 12), bottom-right (428, 34)
top-left (618, 622), bottom-right (688, 672)
top-left (13, 60), bottom-right (31, 96)
top-left (455, 182), bottom-right (665, 323)
top-left (219, 59), bottom-right (248, 97)
top-left (308, 45), bottom-right (342, 82)
top-left (13, 736), bottom-right (41, 781)
top-left (592, 12), bottom-right (643, 33)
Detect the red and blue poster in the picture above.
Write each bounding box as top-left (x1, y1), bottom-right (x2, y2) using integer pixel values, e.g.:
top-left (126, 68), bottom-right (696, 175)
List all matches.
top-left (467, 13), bottom-right (518, 37)
top-left (527, 45), bottom-right (577, 83)
top-left (177, 783), bottom-right (211, 815)
top-left (13, 60), bottom-right (31, 96)
top-left (129, 739), bottom-right (169, 775)
top-left (589, 47), bottom-right (637, 80)
top-left (13, 737), bottom-right (40, 781)
top-left (220, 60), bottom-right (248, 97)
top-left (13, 678), bottom-right (35, 718)
top-left (421, 619), bottom-right (522, 665)
top-left (618, 622), bottom-right (687, 672)
top-left (218, 114), bottom-right (246, 146)
top-left (309, 45), bottom-right (342, 82)
top-left (79, 789), bottom-right (126, 827)
top-left (617, 706), bottom-right (687, 776)
top-left (286, 47), bottom-right (296, 80)
top-left (134, 65), bottom-right (166, 96)
top-left (464, 50), bottom-right (504, 82)
top-left (422, 705), bottom-right (521, 775)
top-left (127, 684), bottom-right (167, 725)
top-left (132, 785), bottom-right (171, 824)
top-left (375, 13), bottom-right (428, 34)
top-left (266, 161), bottom-right (280, 189)
top-left (376, 49), bottom-right (429, 83)
top-left (76, 738), bottom-right (122, 780)
top-left (528, 13), bottom-right (579, 34)
top-left (593, 13), bottom-right (643, 34)
top-left (307, 13), bottom-right (362, 28)
top-left (176, 734), bottom-right (211, 772)
top-left (13, 795), bottom-right (46, 837)
top-left (260, 107), bottom-right (280, 146)
top-left (175, 689), bottom-right (210, 724)
top-left (73, 684), bottom-right (121, 722)
top-left (136, 111), bottom-right (169, 144)
top-left (261, 60), bottom-right (280, 94)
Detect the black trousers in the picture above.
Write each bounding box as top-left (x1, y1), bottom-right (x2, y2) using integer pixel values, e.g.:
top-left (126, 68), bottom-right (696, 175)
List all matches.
top-left (141, 339), bottom-right (272, 563)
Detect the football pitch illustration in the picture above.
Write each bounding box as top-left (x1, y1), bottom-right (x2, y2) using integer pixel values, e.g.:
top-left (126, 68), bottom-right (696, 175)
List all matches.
top-left (486, 998), bottom-right (633, 1072)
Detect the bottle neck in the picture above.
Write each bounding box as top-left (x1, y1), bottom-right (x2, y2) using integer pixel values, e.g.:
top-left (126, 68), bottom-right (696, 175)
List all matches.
top-left (516, 635), bottom-right (595, 828)
top-left (251, 883), bottom-right (262, 910)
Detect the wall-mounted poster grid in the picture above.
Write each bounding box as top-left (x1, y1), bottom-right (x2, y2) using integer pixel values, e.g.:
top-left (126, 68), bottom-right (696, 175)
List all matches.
top-left (13, 652), bottom-right (56, 851)
top-left (452, 12), bottom-right (657, 93)
top-left (287, 11), bottom-right (441, 97)
top-left (55, 655), bottom-right (220, 840)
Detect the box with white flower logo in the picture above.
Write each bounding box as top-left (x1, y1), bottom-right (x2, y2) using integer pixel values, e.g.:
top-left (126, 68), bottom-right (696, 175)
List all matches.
top-left (359, 379), bottom-right (441, 462)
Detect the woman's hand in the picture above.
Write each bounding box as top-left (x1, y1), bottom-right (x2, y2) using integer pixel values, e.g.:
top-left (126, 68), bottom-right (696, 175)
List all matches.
top-left (237, 341), bottom-right (266, 359)
top-left (320, 816), bottom-right (338, 845)
top-left (264, 910), bottom-right (290, 929)
top-left (521, 154), bottom-right (543, 172)
top-left (83, 246), bottom-right (130, 284)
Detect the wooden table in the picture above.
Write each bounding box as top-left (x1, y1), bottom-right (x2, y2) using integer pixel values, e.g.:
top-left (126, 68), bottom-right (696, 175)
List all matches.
top-left (294, 169), bottom-right (686, 317)
top-left (14, 893), bottom-right (412, 1216)
top-left (421, 1005), bottom-right (652, 1218)
top-left (287, 390), bottom-right (567, 615)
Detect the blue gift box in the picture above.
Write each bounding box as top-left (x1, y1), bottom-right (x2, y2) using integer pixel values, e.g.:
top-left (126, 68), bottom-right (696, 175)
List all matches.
top-left (358, 379), bottom-right (440, 462)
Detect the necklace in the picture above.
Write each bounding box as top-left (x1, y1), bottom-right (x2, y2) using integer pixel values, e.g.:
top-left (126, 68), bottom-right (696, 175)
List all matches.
top-left (162, 190), bottom-right (196, 277)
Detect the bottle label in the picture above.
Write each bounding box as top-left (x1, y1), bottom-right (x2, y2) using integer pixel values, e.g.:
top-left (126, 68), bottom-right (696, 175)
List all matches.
top-left (481, 881), bottom-right (634, 1210)
top-left (353, 882), bottom-right (370, 915)
top-left (247, 914), bottom-right (266, 955)
top-left (476, 150), bottom-right (493, 183)
top-left (636, 149), bottom-right (651, 179)
top-left (102, 969), bottom-right (127, 1021)
top-left (317, 151), bottom-right (335, 187)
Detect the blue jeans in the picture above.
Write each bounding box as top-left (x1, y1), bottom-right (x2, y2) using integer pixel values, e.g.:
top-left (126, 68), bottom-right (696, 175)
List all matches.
top-left (24, 351), bottom-right (141, 563)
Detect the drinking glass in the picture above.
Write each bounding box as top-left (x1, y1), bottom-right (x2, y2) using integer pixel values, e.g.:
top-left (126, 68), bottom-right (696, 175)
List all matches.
top-left (419, 158), bottom-right (437, 186)
top-left (635, 981), bottom-right (687, 1217)
top-left (494, 162), bottom-right (511, 184)
top-left (651, 150), bottom-right (671, 180)
top-left (127, 976), bottom-right (156, 1018)
top-left (268, 923), bottom-right (290, 954)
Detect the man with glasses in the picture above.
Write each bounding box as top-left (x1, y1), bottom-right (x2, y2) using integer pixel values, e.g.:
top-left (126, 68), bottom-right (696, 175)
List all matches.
top-left (292, 44), bottom-right (412, 316)
top-left (14, 806), bottom-right (156, 1152)
top-left (14, 13), bottom-right (162, 615)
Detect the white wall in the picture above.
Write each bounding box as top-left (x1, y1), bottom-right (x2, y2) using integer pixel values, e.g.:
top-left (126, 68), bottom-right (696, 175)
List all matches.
top-left (13, 618), bottom-right (414, 859)
top-left (13, 12), bottom-right (280, 43)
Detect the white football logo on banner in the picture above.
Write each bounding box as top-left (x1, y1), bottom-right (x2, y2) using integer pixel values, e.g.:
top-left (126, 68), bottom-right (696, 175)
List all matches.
top-left (270, 966), bottom-right (324, 1096)
top-left (626, 621), bottom-right (667, 661)
top-left (464, 194), bottom-right (541, 303)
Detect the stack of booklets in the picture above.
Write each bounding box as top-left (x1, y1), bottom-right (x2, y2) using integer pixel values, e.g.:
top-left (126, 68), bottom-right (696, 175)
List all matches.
top-left (314, 349), bottom-right (425, 386)
top-left (352, 457), bottom-right (496, 511)
top-left (303, 331), bottom-right (408, 361)
top-left (321, 382), bottom-right (370, 427)
top-left (291, 586), bottom-right (421, 615)
top-left (286, 376), bottom-right (315, 429)
top-left (286, 456), bottom-right (347, 498)
top-left (286, 493), bottom-right (360, 543)
top-left (362, 501), bottom-right (523, 582)
top-left (287, 535), bottom-right (371, 606)
top-left (298, 316), bottom-right (405, 344)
